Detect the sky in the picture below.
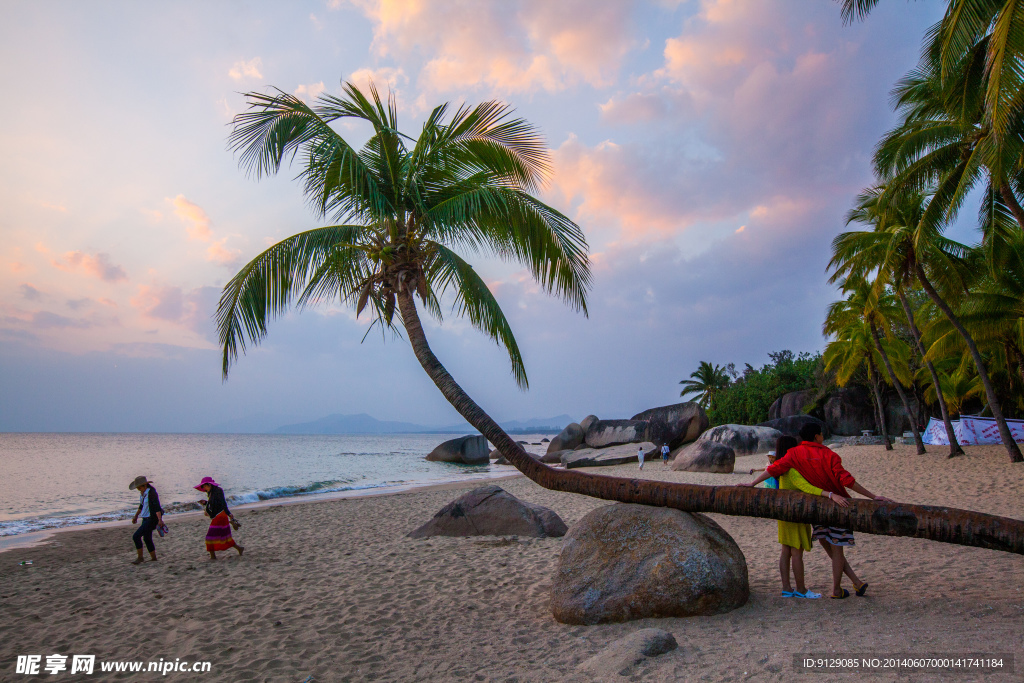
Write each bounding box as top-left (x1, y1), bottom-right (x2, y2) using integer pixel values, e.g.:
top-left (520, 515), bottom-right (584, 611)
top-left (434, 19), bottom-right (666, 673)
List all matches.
top-left (0, 0), bottom-right (950, 432)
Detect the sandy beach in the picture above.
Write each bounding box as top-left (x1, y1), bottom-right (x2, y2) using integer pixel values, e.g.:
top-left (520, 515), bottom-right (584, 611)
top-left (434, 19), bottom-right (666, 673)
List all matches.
top-left (1, 443), bottom-right (1022, 682)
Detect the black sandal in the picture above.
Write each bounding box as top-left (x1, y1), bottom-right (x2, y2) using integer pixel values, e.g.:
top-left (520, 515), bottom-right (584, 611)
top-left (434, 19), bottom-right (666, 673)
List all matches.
top-left (830, 589), bottom-right (850, 599)
top-left (855, 582), bottom-right (868, 597)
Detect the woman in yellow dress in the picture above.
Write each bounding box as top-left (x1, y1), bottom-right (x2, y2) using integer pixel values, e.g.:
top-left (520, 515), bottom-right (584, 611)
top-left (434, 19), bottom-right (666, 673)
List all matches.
top-left (766, 436), bottom-right (848, 598)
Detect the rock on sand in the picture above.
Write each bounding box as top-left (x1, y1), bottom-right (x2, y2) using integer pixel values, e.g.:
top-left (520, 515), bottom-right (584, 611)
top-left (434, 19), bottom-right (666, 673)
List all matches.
top-left (697, 424), bottom-right (781, 455)
top-left (407, 485), bottom-right (567, 538)
top-left (576, 628), bottom-right (678, 677)
top-left (546, 422), bottom-right (585, 454)
top-left (560, 442), bottom-right (654, 469)
top-left (670, 440), bottom-right (736, 473)
top-left (550, 504), bottom-right (748, 624)
top-left (425, 435), bottom-right (490, 464)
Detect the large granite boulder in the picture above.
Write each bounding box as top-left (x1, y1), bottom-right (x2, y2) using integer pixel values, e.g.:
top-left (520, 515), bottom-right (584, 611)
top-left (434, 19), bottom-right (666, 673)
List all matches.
top-left (546, 423), bottom-right (585, 454)
top-left (579, 414), bottom-right (599, 432)
top-left (543, 449), bottom-right (572, 464)
top-left (631, 402), bottom-right (709, 449)
top-left (585, 419), bottom-right (648, 448)
top-left (670, 440), bottom-right (735, 473)
top-left (425, 435), bottom-right (490, 464)
top-left (697, 424), bottom-right (781, 455)
top-left (577, 629), bottom-right (678, 678)
top-left (823, 386), bottom-right (876, 436)
top-left (767, 389), bottom-right (817, 421)
top-left (561, 442), bottom-right (654, 469)
top-left (550, 504), bottom-right (748, 624)
top-left (758, 415), bottom-right (830, 440)
top-left (408, 485), bottom-right (567, 538)
top-left (885, 396), bottom-right (922, 436)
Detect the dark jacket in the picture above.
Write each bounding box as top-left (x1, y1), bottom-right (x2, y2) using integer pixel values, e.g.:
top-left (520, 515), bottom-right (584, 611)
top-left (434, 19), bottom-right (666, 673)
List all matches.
top-left (136, 486), bottom-right (163, 519)
top-left (203, 485), bottom-right (231, 519)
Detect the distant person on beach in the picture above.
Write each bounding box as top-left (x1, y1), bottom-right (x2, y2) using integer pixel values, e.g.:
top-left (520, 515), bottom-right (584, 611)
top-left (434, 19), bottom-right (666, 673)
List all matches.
top-left (129, 475), bottom-right (164, 565)
top-left (195, 477), bottom-right (244, 561)
top-left (637, 445), bottom-right (645, 470)
top-left (742, 423), bottom-right (891, 599)
top-left (660, 443), bottom-right (670, 465)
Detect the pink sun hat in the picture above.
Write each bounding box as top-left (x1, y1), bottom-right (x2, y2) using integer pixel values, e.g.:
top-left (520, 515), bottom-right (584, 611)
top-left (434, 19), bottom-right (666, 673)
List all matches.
top-left (193, 476), bottom-right (220, 490)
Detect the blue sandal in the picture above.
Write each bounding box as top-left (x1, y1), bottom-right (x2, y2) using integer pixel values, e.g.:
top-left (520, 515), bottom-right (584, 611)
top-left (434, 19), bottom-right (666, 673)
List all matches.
top-left (830, 589), bottom-right (851, 599)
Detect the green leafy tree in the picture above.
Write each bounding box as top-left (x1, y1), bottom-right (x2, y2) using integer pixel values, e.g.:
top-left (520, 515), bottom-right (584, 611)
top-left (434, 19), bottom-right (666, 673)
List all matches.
top-left (826, 277), bottom-right (926, 453)
top-left (707, 351), bottom-right (822, 426)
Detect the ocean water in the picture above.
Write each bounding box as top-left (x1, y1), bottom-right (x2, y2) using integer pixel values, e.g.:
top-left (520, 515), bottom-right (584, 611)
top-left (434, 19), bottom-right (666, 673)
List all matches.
top-left (0, 432), bottom-right (538, 537)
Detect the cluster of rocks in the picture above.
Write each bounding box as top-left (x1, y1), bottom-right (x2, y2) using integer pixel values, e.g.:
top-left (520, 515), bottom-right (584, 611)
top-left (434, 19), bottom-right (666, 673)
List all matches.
top-left (544, 402), bottom-right (710, 469)
top-left (769, 385), bottom-right (924, 436)
top-left (409, 489), bottom-right (750, 626)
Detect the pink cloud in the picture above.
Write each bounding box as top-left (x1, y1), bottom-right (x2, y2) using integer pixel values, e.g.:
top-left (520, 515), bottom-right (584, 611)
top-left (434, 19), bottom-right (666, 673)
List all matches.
top-left (51, 251), bottom-right (128, 283)
top-left (341, 0), bottom-right (637, 94)
top-left (171, 194), bottom-right (212, 242)
top-left (206, 239), bottom-right (242, 267)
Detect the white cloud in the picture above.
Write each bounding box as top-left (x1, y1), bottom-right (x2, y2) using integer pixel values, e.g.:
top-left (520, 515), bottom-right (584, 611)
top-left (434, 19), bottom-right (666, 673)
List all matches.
top-left (228, 57), bottom-right (264, 81)
top-left (295, 81), bottom-right (326, 104)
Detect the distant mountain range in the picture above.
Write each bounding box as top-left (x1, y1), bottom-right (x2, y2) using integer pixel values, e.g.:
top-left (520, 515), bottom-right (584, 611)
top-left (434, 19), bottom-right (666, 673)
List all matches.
top-left (205, 412), bottom-right (573, 435)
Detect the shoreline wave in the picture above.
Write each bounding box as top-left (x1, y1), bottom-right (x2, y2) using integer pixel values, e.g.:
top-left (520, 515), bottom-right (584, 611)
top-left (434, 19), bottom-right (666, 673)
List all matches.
top-left (0, 466), bottom-right (515, 538)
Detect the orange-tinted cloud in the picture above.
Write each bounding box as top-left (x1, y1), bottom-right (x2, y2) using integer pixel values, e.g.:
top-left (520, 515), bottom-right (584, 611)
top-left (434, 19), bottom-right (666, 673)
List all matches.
top-left (341, 0), bottom-right (637, 94)
top-left (51, 251), bottom-right (128, 283)
top-left (171, 194), bottom-right (212, 242)
top-left (206, 239), bottom-right (242, 267)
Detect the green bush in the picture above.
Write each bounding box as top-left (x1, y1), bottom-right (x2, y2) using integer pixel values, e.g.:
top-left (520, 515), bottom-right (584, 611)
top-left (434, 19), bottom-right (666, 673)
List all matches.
top-left (706, 351), bottom-right (824, 426)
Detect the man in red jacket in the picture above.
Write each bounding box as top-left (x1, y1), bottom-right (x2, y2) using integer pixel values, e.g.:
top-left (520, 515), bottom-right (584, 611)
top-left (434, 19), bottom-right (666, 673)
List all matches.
top-left (742, 422), bottom-right (891, 599)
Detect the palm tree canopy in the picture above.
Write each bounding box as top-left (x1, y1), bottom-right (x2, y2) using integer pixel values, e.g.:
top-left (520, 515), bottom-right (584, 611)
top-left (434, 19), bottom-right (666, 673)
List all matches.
top-left (679, 361), bottom-right (732, 407)
top-left (217, 83), bottom-right (591, 388)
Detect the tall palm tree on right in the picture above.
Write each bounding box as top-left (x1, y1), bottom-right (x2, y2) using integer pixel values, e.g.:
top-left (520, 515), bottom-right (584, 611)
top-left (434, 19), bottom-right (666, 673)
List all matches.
top-left (841, 0), bottom-right (1024, 166)
top-left (830, 188), bottom-right (967, 457)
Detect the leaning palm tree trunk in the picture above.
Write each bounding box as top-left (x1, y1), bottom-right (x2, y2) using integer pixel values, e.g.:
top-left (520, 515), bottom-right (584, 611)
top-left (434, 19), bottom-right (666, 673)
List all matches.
top-left (916, 266), bottom-right (1024, 462)
top-left (866, 356), bottom-right (893, 449)
top-left (396, 288), bottom-right (1024, 555)
top-left (897, 290), bottom-right (964, 457)
top-left (870, 322), bottom-right (926, 454)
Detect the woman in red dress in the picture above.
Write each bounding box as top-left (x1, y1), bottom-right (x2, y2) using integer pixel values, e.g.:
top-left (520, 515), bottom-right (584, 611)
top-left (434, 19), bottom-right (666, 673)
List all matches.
top-left (195, 476), bottom-right (245, 560)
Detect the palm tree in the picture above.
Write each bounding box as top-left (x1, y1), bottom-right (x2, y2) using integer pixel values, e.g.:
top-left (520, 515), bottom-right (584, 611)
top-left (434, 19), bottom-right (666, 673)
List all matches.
top-left (679, 361), bottom-right (732, 409)
top-left (921, 361), bottom-right (983, 416)
top-left (216, 82), bottom-right (1024, 555)
top-left (831, 182), bottom-right (1022, 460)
top-left (841, 0), bottom-right (1024, 173)
top-left (823, 313), bottom-right (894, 449)
top-left (831, 188), bottom-right (965, 456)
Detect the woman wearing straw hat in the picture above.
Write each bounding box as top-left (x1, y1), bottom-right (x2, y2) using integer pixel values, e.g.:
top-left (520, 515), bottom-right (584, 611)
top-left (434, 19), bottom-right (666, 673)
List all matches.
top-left (194, 477), bottom-right (244, 560)
top-left (129, 475), bottom-right (164, 565)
